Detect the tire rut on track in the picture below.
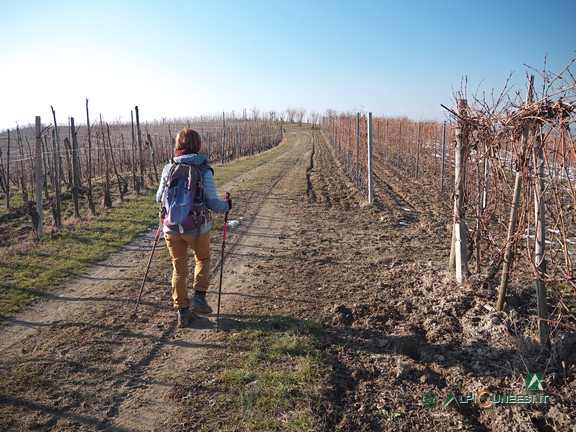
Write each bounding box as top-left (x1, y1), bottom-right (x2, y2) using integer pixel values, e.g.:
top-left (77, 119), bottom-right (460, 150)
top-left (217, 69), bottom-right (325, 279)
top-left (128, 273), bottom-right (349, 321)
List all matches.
top-left (211, 131), bottom-right (307, 273)
top-left (0, 126), bottom-right (312, 432)
top-left (109, 126), bottom-right (310, 431)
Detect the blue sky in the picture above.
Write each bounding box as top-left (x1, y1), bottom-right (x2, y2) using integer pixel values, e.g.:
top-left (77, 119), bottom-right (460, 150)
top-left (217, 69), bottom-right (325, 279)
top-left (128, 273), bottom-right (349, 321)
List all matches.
top-left (0, 0), bottom-right (574, 130)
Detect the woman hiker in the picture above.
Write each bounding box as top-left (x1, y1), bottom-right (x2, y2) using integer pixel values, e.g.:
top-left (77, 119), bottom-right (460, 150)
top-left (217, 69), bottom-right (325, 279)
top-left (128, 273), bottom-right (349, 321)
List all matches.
top-left (156, 128), bottom-right (231, 327)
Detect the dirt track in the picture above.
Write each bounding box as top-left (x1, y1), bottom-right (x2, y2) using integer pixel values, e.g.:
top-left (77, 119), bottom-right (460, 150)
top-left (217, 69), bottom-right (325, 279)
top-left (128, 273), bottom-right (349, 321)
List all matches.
top-left (1, 125), bottom-right (574, 431)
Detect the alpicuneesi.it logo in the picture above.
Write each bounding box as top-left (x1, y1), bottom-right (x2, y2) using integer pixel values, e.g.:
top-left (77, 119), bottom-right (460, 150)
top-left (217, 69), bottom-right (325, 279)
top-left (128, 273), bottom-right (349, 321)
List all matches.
top-left (421, 373), bottom-right (550, 409)
top-left (526, 372), bottom-right (545, 391)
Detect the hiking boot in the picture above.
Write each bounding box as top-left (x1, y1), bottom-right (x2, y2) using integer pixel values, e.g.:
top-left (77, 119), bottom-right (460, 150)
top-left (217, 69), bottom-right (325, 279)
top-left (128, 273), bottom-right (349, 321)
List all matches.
top-left (177, 307), bottom-right (190, 327)
top-left (191, 294), bottom-right (212, 315)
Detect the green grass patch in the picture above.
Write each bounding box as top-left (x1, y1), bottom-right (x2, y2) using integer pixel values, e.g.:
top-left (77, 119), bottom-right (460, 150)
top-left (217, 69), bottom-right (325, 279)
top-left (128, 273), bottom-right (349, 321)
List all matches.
top-left (0, 190), bottom-right (158, 319)
top-left (0, 361), bottom-right (51, 430)
top-left (179, 316), bottom-right (328, 431)
top-left (223, 125), bottom-right (309, 194)
top-left (211, 124), bottom-right (310, 192)
top-left (211, 134), bottom-right (292, 189)
top-left (0, 363), bottom-right (48, 394)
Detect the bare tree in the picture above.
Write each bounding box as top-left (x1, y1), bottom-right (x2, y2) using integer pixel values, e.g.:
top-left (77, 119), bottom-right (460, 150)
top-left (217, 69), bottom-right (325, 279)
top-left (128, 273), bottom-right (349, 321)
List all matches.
top-left (250, 106), bottom-right (260, 121)
top-left (286, 107), bottom-right (297, 123)
top-left (296, 108), bottom-right (307, 126)
top-left (309, 111), bottom-right (321, 129)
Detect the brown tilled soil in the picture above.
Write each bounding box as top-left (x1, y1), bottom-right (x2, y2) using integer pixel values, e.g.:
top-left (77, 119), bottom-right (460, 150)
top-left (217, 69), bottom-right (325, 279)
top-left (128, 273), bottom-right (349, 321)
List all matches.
top-left (1, 125), bottom-right (575, 431)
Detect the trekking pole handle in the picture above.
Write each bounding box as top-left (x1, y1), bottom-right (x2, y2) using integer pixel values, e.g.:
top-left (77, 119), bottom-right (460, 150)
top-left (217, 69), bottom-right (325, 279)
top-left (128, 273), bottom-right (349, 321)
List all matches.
top-left (225, 192), bottom-right (231, 209)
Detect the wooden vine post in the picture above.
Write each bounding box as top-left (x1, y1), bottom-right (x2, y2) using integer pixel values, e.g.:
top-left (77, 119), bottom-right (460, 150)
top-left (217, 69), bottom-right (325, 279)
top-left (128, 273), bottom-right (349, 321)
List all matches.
top-left (146, 130), bottom-right (159, 183)
top-left (397, 120), bottom-right (401, 168)
top-left (497, 76), bottom-right (534, 311)
top-left (34, 116), bottom-right (44, 237)
top-left (475, 154), bottom-right (482, 274)
top-left (41, 135), bottom-right (50, 201)
top-left (451, 99), bottom-right (470, 282)
top-left (415, 122), bottom-right (421, 178)
top-left (85, 99), bottom-right (96, 215)
top-left (385, 120), bottom-right (389, 162)
top-left (6, 129), bottom-right (10, 210)
top-left (355, 112), bottom-right (360, 183)
top-left (108, 123), bottom-right (128, 201)
top-left (50, 106), bottom-right (62, 228)
top-left (433, 127), bottom-right (438, 175)
top-left (235, 125), bottom-right (240, 160)
top-left (221, 112), bottom-right (226, 165)
top-left (101, 115), bottom-right (112, 208)
top-left (15, 127), bottom-right (25, 202)
top-left (367, 112), bottom-right (374, 205)
top-left (130, 110), bottom-right (138, 192)
top-left (70, 117), bottom-right (81, 218)
top-left (440, 121), bottom-right (447, 192)
top-left (533, 129), bottom-right (550, 349)
top-left (135, 106), bottom-right (144, 192)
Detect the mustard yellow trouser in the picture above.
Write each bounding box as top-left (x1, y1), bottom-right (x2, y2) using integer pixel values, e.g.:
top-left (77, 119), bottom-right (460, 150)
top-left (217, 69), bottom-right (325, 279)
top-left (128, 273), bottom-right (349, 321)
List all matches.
top-left (164, 231), bottom-right (211, 309)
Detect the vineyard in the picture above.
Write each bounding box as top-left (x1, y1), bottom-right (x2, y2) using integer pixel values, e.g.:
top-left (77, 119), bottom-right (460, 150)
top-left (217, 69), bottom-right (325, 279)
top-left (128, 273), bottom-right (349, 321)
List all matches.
top-left (0, 104), bottom-right (283, 241)
top-left (1, 65), bottom-right (576, 430)
top-left (322, 66), bottom-right (576, 348)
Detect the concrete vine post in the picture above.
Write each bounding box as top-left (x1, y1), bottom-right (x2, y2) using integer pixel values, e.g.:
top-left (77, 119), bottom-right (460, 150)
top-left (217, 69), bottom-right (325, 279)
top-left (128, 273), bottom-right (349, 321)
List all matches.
top-left (451, 99), bottom-right (470, 282)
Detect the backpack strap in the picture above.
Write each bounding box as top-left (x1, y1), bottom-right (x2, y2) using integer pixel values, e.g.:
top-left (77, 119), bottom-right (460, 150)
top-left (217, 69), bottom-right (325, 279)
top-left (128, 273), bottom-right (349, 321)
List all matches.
top-left (195, 160), bottom-right (212, 192)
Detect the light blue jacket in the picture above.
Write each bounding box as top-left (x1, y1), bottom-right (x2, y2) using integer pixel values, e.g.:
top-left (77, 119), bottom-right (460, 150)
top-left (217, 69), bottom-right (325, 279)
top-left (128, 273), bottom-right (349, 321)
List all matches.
top-left (156, 153), bottom-right (229, 235)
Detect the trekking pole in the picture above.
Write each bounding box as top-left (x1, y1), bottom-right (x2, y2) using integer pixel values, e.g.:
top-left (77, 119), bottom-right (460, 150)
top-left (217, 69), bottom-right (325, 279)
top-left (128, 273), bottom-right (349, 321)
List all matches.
top-left (215, 192), bottom-right (231, 331)
top-left (132, 215), bottom-right (163, 318)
